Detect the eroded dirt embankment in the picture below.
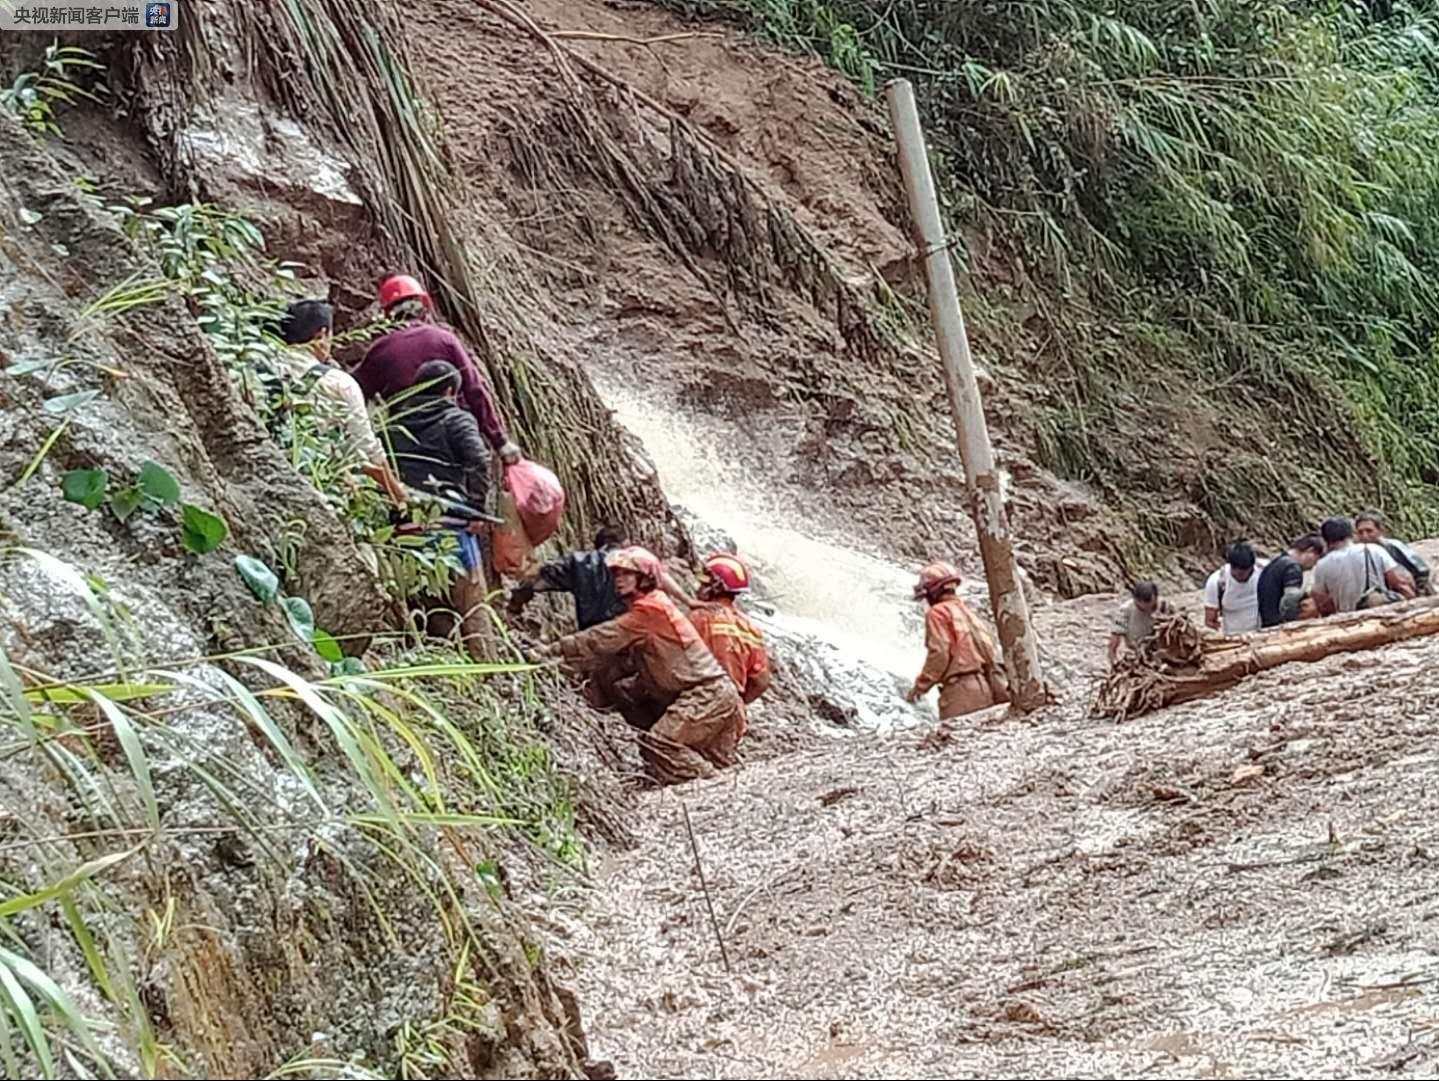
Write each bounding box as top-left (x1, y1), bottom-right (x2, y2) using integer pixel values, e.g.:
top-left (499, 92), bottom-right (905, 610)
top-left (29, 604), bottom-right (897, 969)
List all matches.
top-left (551, 586), bottom-right (1439, 1079)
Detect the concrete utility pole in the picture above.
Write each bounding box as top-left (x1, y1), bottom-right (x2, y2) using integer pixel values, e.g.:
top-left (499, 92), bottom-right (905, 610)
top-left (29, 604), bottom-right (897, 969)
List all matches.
top-left (885, 78), bottom-right (1048, 713)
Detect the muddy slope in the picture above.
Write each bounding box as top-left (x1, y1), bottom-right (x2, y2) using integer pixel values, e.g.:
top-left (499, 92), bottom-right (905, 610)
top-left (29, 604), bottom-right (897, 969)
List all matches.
top-left (559, 589), bottom-right (1439, 1078)
top-left (402, 0), bottom-right (1146, 599)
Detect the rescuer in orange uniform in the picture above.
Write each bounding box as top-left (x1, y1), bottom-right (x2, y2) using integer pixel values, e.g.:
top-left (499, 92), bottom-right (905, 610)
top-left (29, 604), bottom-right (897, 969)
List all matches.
top-left (541, 546), bottom-right (746, 785)
top-left (688, 554), bottom-right (771, 739)
top-left (906, 561), bottom-right (1007, 719)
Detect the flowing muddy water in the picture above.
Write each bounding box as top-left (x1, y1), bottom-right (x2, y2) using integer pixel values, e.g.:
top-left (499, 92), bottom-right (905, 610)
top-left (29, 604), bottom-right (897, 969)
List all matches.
top-left (557, 606), bottom-right (1439, 1079)
top-left (601, 385), bottom-right (939, 730)
top-left (566, 383), bottom-right (1439, 1077)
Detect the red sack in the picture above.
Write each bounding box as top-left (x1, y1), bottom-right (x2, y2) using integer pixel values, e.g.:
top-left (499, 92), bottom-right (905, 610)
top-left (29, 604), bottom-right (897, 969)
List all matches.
top-left (505, 459), bottom-right (566, 547)
top-left (491, 492), bottom-right (534, 578)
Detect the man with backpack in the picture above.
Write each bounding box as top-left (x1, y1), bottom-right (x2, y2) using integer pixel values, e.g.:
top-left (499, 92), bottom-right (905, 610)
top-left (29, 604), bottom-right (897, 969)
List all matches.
top-left (1355, 511), bottom-right (1432, 596)
top-left (1310, 516), bottom-right (1416, 615)
top-left (276, 299), bottom-right (406, 507)
top-left (1256, 533), bottom-right (1326, 627)
top-left (1203, 542), bottom-right (1269, 635)
top-left (386, 359), bottom-right (499, 658)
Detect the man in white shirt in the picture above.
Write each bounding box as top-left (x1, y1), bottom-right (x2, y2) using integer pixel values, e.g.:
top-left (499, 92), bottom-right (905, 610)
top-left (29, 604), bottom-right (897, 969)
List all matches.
top-left (1203, 542), bottom-right (1268, 635)
top-left (1310, 516), bottom-right (1415, 614)
top-left (277, 300), bottom-right (406, 507)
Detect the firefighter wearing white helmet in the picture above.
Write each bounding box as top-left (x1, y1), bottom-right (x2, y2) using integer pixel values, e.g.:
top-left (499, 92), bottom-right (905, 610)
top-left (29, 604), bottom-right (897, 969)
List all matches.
top-left (540, 546), bottom-right (746, 785)
top-left (906, 561), bottom-right (1008, 719)
top-left (689, 554), bottom-right (772, 732)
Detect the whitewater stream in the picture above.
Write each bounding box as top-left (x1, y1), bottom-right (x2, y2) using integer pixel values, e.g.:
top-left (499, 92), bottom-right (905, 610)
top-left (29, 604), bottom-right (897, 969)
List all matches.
top-left (600, 385), bottom-right (937, 731)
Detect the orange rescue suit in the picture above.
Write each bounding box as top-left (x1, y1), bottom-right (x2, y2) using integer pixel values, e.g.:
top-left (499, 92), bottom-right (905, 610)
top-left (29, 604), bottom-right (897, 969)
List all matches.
top-left (689, 600), bottom-right (771, 736)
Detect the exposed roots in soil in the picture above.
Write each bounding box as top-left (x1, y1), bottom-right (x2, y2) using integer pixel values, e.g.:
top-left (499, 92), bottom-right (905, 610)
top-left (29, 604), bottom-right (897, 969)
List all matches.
top-left (481, 0), bottom-right (910, 366)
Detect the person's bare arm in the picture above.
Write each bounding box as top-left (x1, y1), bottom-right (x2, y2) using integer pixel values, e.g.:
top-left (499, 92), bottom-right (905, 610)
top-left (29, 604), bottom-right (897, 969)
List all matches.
top-left (1108, 632), bottom-right (1124, 667)
top-left (743, 667), bottom-right (772, 704)
top-left (362, 461), bottom-right (407, 508)
top-left (1310, 589), bottom-right (1337, 617)
top-left (1387, 566), bottom-right (1417, 599)
top-left (659, 570), bottom-right (696, 610)
top-left (1204, 607), bottom-right (1220, 630)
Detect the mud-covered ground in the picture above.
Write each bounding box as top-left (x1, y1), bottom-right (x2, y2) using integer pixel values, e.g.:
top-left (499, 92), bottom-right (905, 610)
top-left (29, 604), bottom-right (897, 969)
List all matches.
top-left (548, 585), bottom-right (1439, 1079)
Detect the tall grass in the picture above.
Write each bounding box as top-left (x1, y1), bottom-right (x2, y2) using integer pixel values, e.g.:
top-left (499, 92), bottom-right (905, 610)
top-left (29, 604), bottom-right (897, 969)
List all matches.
top-left (0, 548), bottom-right (576, 1077)
top-left (670, 0), bottom-right (1439, 541)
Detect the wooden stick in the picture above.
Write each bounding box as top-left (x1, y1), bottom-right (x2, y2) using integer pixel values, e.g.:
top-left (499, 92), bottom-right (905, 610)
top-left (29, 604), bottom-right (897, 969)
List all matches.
top-left (550, 30), bottom-right (723, 46)
top-left (681, 798), bottom-right (731, 974)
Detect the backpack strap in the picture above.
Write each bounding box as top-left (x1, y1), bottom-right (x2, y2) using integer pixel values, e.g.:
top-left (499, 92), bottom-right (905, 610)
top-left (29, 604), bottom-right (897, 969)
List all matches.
top-left (299, 362), bottom-right (336, 395)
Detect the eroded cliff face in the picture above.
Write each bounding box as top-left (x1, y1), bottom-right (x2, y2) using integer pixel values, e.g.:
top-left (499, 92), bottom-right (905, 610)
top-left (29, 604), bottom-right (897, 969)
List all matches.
top-left (0, 82), bottom-right (603, 1081)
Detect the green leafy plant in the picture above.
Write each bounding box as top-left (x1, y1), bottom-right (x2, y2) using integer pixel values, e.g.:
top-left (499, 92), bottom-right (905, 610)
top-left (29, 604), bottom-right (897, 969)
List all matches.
top-left (59, 463), bottom-right (230, 555)
top-left (0, 41), bottom-right (106, 137)
top-left (180, 504), bottom-right (228, 554)
top-left (60, 468), bottom-right (107, 511)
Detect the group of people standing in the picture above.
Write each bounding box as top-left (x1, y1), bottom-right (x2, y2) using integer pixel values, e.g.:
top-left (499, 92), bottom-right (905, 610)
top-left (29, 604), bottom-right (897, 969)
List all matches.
top-left (271, 274), bottom-right (773, 786)
top-left (1108, 511), bottom-right (1433, 663)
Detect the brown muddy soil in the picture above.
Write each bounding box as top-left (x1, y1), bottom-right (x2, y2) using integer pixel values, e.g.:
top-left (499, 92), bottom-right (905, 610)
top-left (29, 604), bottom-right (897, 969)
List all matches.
top-left (406, 0), bottom-right (1151, 599)
top-left (546, 590), bottom-right (1439, 1078)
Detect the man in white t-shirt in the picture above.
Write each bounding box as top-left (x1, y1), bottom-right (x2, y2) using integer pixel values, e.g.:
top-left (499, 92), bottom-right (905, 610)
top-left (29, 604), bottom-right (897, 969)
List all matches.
top-left (277, 299), bottom-right (406, 507)
top-left (1310, 516), bottom-right (1415, 614)
top-left (1203, 541), bottom-right (1268, 636)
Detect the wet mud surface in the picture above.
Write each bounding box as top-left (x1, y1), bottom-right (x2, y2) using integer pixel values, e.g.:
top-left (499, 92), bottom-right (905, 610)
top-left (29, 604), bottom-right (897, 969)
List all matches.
top-left (553, 592), bottom-right (1439, 1079)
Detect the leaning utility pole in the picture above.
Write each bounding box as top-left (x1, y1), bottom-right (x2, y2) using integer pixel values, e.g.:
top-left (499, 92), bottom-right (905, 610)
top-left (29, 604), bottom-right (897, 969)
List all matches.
top-left (885, 78), bottom-right (1048, 713)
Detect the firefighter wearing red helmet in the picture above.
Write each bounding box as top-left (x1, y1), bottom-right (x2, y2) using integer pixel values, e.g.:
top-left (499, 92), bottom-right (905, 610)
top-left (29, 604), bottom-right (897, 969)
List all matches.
top-left (689, 553), bottom-right (771, 729)
top-left (540, 546), bottom-right (746, 786)
top-left (906, 561), bottom-right (1009, 719)
top-left (352, 273), bottom-right (522, 465)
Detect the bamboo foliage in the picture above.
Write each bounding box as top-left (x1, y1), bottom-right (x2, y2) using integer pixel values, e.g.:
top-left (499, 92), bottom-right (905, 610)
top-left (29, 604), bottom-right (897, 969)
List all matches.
top-left (661, 0), bottom-right (1439, 538)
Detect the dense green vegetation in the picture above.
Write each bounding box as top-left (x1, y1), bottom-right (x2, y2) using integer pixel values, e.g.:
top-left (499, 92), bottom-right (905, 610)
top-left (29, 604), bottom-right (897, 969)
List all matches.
top-left (665, 0), bottom-right (1439, 548)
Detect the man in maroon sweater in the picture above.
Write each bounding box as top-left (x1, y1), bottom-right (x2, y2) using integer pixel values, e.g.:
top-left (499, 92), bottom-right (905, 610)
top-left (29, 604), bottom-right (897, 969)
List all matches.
top-left (354, 274), bottom-right (522, 465)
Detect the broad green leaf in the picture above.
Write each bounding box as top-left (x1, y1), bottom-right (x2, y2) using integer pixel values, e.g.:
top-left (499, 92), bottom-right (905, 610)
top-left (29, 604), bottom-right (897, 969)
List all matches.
top-left (78, 689), bottom-right (159, 832)
top-left (312, 629), bottom-right (345, 663)
top-left (60, 468), bottom-right (108, 511)
top-left (180, 504), bottom-right (228, 554)
top-left (5, 357), bottom-right (60, 376)
top-left (42, 389), bottom-right (100, 415)
top-left (109, 486), bottom-right (143, 522)
top-left (235, 555), bottom-right (279, 604)
top-left (0, 848), bottom-right (140, 917)
top-left (282, 596), bottom-right (316, 643)
top-left (138, 460), bottom-right (180, 505)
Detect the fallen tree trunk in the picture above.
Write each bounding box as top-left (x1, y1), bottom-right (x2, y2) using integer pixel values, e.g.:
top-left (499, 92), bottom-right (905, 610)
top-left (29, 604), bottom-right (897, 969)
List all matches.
top-left (1092, 596), bottom-right (1439, 720)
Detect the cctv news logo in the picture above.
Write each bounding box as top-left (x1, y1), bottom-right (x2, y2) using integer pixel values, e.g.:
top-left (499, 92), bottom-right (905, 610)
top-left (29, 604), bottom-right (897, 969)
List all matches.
top-left (0, 0), bottom-right (178, 29)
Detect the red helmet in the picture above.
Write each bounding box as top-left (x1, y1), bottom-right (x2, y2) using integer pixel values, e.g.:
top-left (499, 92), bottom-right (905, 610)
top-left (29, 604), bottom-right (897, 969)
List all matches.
top-left (914, 560), bottom-right (961, 600)
top-left (378, 274), bottom-right (431, 312)
top-left (700, 553), bottom-right (751, 595)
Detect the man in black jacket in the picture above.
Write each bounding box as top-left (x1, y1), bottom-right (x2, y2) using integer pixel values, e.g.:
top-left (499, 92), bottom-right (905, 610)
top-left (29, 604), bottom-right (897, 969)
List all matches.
top-left (386, 359), bottom-right (494, 656)
top-left (386, 359), bottom-right (492, 514)
top-left (508, 528), bottom-right (695, 726)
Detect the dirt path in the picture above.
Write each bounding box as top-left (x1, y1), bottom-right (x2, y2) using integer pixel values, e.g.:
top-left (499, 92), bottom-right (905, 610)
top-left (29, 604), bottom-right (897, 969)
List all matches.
top-left (557, 594), bottom-right (1439, 1078)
